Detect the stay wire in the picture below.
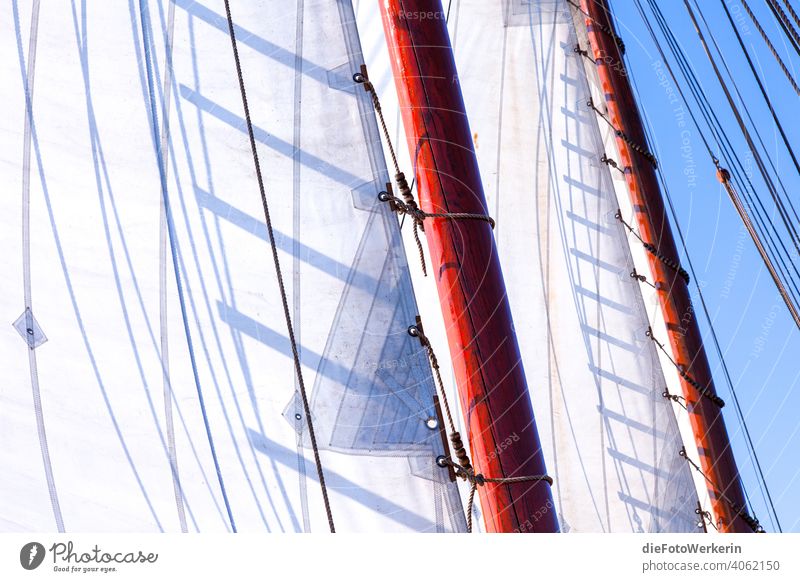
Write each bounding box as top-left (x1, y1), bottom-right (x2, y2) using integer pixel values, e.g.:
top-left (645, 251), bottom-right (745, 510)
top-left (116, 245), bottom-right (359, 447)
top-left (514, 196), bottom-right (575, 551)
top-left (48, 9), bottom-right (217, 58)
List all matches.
top-left (223, 0), bottom-right (335, 533)
top-left (632, 0), bottom-right (780, 528)
top-left (642, 0), bottom-right (800, 309)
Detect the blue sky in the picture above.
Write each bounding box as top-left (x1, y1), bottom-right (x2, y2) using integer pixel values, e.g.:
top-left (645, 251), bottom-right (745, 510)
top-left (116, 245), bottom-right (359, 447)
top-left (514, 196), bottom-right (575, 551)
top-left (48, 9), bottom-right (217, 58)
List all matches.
top-left (608, 0), bottom-right (800, 531)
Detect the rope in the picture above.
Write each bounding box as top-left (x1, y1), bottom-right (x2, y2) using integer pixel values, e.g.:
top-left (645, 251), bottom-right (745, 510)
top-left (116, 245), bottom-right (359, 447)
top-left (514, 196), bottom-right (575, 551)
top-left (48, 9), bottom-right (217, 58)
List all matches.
top-left (436, 457), bottom-right (554, 533)
top-left (695, 501), bottom-right (718, 531)
top-left (740, 0), bottom-right (800, 95)
top-left (567, 0), bottom-right (626, 53)
top-left (766, 0), bottom-right (800, 57)
top-left (408, 319), bottom-right (553, 533)
top-left (615, 211), bottom-right (691, 284)
top-left (223, 0), bottom-right (335, 533)
top-left (679, 447), bottom-right (764, 532)
top-left (646, 327), bottom-right (726, 408)
top-left (355, 66), bottom-right (495, 277)
top-left (630, 268), bottom-right (657, 289)
top-left (716, 167), bottom-right (800, 329)
top-left (635, 0), bottom-right (788, 531)
top-left (600, 152), bottom-right (626, 175)
top-left (662, 388), bottom-right (688, 410)
top-left (785, 0), bottom-right (800, 31)
top-left (586, 99), bottom-right (658, 168)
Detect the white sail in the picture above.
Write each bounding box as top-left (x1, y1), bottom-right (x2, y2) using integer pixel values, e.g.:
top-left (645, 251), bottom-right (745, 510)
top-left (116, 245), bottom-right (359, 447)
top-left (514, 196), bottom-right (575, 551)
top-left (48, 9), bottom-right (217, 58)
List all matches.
top-left (440, 0), bottom-right (698, 532)
top-left (0, 0), bottom-right (465, 532)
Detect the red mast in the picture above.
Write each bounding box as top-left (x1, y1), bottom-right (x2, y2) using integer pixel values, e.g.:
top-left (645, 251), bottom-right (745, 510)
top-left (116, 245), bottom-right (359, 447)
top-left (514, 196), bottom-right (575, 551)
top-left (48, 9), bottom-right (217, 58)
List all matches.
top-left (379, 1), bottom-right (558, 532)
top-left (581, 0), bottom-right (752, 532)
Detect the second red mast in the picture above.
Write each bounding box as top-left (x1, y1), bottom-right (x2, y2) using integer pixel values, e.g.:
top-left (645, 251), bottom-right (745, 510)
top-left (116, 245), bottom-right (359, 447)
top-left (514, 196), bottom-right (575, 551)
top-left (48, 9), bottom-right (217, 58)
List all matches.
top-left (379, 0), bottom-right (558, 532)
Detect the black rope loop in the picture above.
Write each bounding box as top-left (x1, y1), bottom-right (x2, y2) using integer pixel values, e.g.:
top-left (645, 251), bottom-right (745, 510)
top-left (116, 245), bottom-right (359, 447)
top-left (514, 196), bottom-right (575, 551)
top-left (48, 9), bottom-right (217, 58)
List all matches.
top-left (615, 211), bottom-right (691, 284)
top-left (615, 129), bottom-right (659, 168)
top-left (679, 448), bottom-right (764, 532)
top-left (647, 328), bottom-right (725, 407)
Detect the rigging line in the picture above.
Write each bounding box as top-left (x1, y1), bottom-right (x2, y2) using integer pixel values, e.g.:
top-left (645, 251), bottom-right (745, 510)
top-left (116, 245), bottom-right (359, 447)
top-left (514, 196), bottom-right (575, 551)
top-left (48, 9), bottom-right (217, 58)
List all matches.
top-left (354, 66), bottom-right (495, 279)
top-left (681, 0), bottom-right (800, 254)
top-left (702, 0), bottom-right (800, 229)
top-left (765, 0), bottom-right (800, 58)
top-left (644, 0), bottom-right (800, 305)
top-left (407, 319), bottom-right (553, 533)
top-left (586, 98), bottom-right (658, 168)
top-left (615, 211), bottom-right (691, 284)
top-left (717, 167), bottom-right (800, 328)
top-left (741, 0), bottom-right (800, 95)
top-left (718, 0), bottom-right (800, 199)
top-left (645, 328), bottom-right (726, 408)
top-left (785, 0), bottom-right (800, 30)
top-left (683, 1), bottom-right (800, 295)
top-left (636, 0), bottom-right (796, 525)
top-left (628, 58), bottom-right (773, 530)
top-left (690, 0), bottom-right (800, 302)
top-left (222, 0), bottom-right (335, 533)
top-left (633, 81), bottom-right (780, 532)
top-left (667, 176), bottom-right (785, 531)
top-left (687, 1), bottom-right (800, 243)
top-left (679, 447), bottom-right (765, 532)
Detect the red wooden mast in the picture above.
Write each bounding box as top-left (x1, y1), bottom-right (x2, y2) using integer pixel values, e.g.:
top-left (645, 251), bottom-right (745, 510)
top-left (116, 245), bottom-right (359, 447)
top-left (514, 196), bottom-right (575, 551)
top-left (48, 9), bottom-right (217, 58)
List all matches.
top-left (581, 0), bottom-right (752, 532)
top-left (379, 0), bottom-right (558, 532)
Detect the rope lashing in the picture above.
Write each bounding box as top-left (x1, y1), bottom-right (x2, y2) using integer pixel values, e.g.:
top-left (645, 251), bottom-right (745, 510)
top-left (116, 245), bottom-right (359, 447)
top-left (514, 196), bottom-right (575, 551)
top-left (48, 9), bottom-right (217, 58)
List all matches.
top-left (408, 317), bottom-right (553, 533)
top-left (679, 447), bottom-right (764, 533)
top-left (437, 456), bottom-right (553, 533)
top-left (573, 44), bottom-right (591, 59)
top-left (355, 65), bottom-right (495, 277)
top-left (601, 152), bottom-right (626, 175)
top-left (586, 99), bottom-right (658, 168)
top-left (695, 502), bottom-right (718, 531)
top-left (646, 327), bottom-right (725, 408)
top-left (631, 268), bottom-right (656, 289)
top-left (566, 0), bottom-right (626, 53)
top-left (615, 129), bottom-right (658, 168)
top-left (662, 388), bottom-right (688, 410)
top-left (615, 210), bottom-right (691, 285)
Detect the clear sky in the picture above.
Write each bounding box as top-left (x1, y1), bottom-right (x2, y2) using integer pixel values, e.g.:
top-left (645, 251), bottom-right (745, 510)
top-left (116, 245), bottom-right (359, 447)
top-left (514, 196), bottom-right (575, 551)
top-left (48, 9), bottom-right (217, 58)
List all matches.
top-left (608, 0), bottom-right (800, 532)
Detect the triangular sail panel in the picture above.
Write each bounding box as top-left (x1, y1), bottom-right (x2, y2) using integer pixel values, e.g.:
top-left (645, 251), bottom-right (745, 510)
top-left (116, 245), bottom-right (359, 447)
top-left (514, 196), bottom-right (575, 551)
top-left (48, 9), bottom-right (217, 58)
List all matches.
top-left (448, 0), bottom-right (698, 532)
top-left (0, 0), bottom-right (464, 532)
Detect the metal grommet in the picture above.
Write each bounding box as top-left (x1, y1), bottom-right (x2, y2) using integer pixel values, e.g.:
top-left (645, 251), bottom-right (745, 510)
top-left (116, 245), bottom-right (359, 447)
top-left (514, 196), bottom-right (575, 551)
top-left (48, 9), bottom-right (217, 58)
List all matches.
top-left (294, 413), bottom-right (302, 421)
top-left (378, 191), bottom-right (391, 202)
top-left (353, 72), bottom-right (365, 83)
top-left (407, 325), bottom-right (419, 337)
top-left (425, 417), bottom-right (438, 430)
top-left (435, 455), bottom-right (448, 468)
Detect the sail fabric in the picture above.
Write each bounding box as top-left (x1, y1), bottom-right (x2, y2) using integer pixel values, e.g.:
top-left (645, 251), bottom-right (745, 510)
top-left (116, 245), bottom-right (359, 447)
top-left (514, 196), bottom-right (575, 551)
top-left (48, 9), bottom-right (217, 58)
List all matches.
top-left (0, 0), bottom-right (465, 533)
top-left (446, 0), bottom-right (698, 532)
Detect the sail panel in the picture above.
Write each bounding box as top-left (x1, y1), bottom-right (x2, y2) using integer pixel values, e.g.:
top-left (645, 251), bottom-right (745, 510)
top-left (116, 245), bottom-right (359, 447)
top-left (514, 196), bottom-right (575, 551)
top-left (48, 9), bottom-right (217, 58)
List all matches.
top-left (0, 0), bottom-right (465, 532)
top-left (449, 0), bottom-right (698, 532)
